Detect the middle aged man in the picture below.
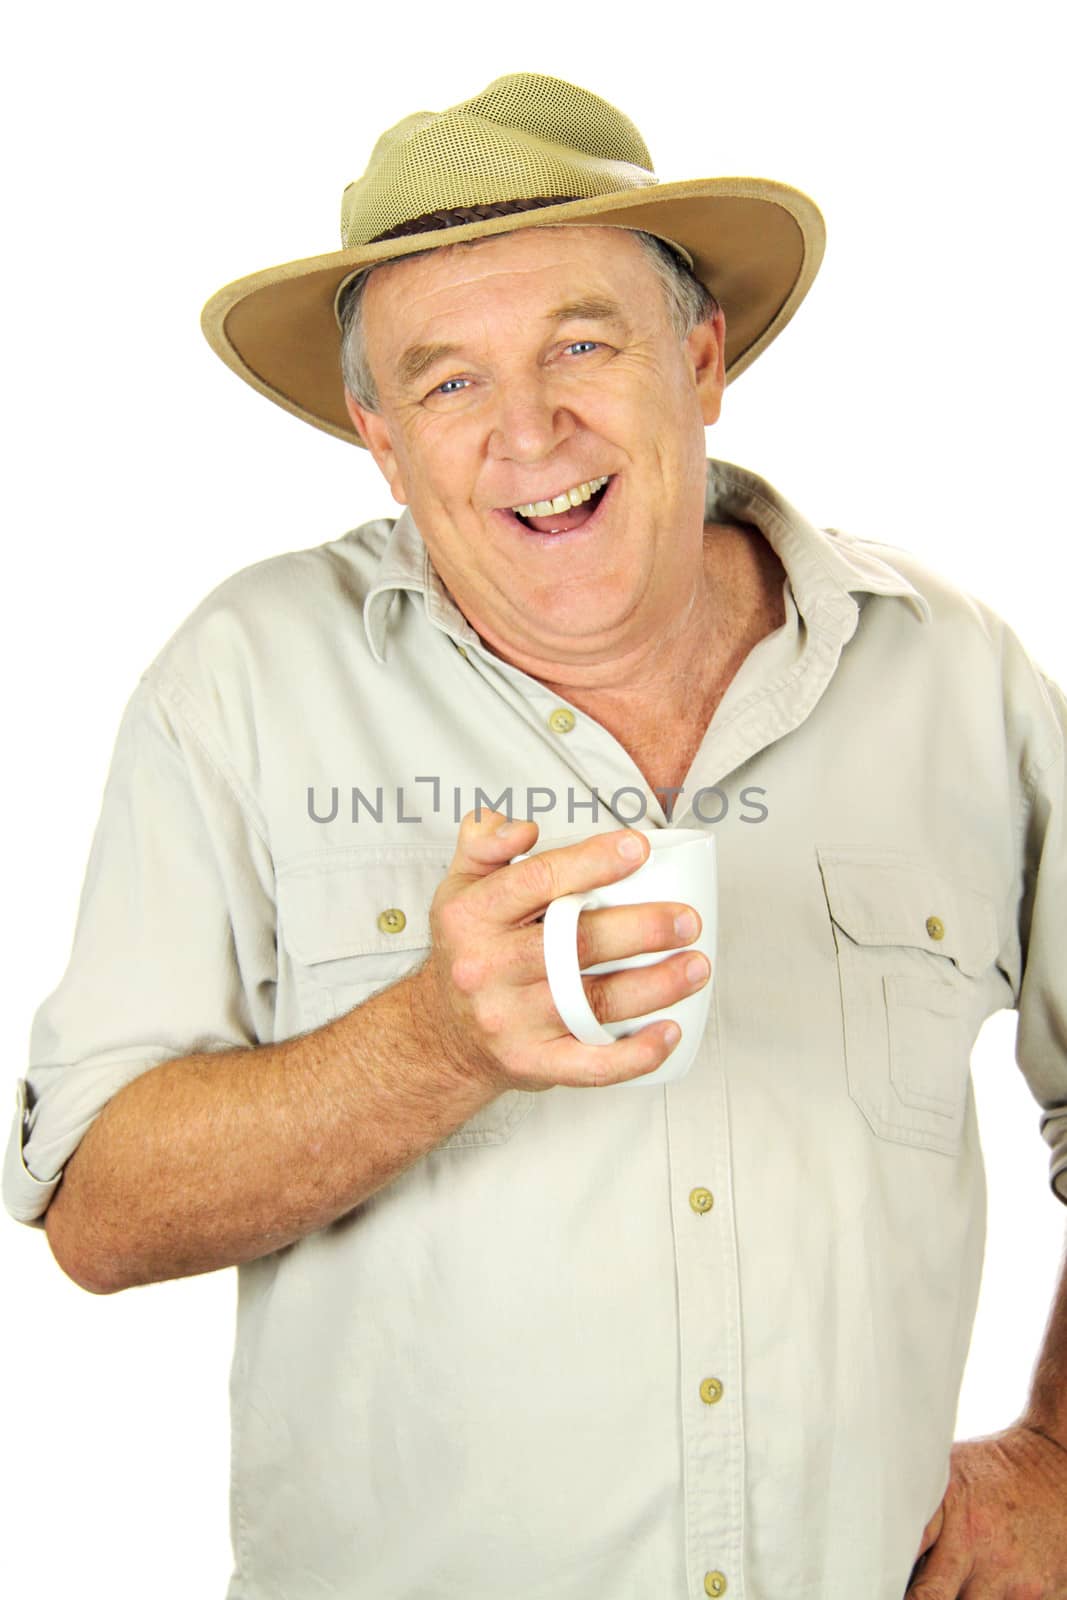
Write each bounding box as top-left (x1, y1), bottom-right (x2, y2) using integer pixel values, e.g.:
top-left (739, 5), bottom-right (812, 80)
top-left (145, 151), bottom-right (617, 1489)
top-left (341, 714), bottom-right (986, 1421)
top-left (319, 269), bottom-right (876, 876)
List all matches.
top-left (6, 72), bottom-right (1067, 1600)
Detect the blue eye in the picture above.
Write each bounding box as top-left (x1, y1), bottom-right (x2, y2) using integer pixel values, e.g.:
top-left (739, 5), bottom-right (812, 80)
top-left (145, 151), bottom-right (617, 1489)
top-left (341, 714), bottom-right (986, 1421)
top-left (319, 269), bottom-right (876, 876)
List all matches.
top-left (430, 343), bottom-right (601, 398)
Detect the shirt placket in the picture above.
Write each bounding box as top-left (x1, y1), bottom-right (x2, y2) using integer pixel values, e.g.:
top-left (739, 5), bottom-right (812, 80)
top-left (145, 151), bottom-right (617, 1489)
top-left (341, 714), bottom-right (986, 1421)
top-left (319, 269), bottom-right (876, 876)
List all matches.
top-left (670, 599), bottom-right (862, 1596)
top-left (460, 642), bottom-right (742, 1593)
top-left (449, 636), bottom-right (675, 830)
top-left (420, 549), bottom-right (862, 1599)
top-left (666, 988), bottom-right (746, 1598)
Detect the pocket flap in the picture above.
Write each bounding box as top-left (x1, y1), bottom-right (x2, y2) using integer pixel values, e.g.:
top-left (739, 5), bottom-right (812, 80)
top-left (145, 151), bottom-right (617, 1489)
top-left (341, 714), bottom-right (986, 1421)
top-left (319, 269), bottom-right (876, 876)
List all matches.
top-left (816, 847), bottom-right (998, 978)
top-left (277, 845), bottom-right (454, 964)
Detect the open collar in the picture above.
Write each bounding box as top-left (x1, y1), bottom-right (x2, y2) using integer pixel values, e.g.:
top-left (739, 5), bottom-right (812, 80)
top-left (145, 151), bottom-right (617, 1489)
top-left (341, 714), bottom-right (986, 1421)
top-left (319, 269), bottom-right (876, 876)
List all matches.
top-left (361, 457), bottom-right (931, 665)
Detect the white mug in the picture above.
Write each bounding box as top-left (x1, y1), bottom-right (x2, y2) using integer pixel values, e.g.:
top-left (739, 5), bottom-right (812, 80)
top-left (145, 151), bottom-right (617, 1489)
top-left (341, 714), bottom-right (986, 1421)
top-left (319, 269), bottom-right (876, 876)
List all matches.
top-left (516, 829), bottom-right (717, 1088)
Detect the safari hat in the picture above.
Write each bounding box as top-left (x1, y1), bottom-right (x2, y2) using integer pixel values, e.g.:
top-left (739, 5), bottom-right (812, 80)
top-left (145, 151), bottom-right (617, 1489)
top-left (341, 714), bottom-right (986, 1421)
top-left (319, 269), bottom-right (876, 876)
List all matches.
top-left (200, 72), bottom-right (825, 450)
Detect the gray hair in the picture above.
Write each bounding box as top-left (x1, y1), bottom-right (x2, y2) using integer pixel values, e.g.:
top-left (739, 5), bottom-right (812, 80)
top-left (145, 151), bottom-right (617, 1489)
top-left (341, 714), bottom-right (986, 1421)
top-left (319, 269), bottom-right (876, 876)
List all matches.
top-left (337, 228), bottom-right (721, 413)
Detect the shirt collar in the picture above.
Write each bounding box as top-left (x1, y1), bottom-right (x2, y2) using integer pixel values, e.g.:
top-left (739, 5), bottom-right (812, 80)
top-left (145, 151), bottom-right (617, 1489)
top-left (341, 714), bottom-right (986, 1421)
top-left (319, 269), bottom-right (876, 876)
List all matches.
top-left (363, 503), bottom-right (481, 665)
top-left (701, 458), bottom-right (932, 629)
top-left (361, 457), bottom-right (931, 664)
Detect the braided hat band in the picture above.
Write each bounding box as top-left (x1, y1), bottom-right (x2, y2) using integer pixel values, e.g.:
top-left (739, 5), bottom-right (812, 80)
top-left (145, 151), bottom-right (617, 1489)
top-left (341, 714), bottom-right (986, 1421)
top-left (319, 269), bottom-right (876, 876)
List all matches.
top-left (335, 194), bottom-right (696, 319)
top-left (370, 194), bottom-right (586, 243)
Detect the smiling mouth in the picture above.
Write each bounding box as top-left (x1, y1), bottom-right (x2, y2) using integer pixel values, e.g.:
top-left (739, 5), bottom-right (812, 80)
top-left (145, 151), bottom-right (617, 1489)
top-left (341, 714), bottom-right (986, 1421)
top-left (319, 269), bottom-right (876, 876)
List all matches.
top-left (500, 475), bottom-right (615, 536)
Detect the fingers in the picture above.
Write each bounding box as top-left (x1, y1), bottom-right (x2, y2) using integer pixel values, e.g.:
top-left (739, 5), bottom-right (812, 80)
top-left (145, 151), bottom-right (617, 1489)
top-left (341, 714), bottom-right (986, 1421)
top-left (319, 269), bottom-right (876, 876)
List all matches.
top-left (504, 899), bottom-right (705, 985)
top-left (460, 812), bottom-right (652, 928)
top-left (444, 808), bottom-right (541, 885)
top-left (914, 1506), bottom-right (945, 1563)
top-left (538, 1019), bottom-right (684, 1089)
top-left (519, 945), bottom-right (709, 1041)
top-left (503, 918), bottom-right (710, 1033)
top-left (428, 811), bottom-right (707, 1094)
top-left (580, 948), bottom-right (711, 1029)
top-left (903, 1546), bottom-right (973, 1598)
top-left (903, 1508), bottom-right (973, 1600)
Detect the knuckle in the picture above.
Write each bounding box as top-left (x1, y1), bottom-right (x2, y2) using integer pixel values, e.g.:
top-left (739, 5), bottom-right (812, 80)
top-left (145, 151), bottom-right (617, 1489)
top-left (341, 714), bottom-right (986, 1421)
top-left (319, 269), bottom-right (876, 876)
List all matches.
top-left (582, 1047), bottom-right (613, 1089)
top-left (474, 1000), bottom-right (507, 1039)
top-left (520, 851), bottom-right (559, 907)
top-left (908, 1577), bottom-right (955, 1600)
top-left (449, 952), bottom-right (486, 995)
top-left (584, 977), bottom-right (613, 1027)
top-left (574, 912), bottom-right (599, 969)
top-left (520, 922), bottom-right (548, 968)
top-left (648, 905), bottom-right (677, 949)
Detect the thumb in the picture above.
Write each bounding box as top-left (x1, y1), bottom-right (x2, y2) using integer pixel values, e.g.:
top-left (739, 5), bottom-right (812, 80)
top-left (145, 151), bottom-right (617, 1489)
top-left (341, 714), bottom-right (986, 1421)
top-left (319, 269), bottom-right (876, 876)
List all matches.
top-left (446, 808), bottom-right (539, 883)
top-left (914, 1503), bottom-right (945, 1562)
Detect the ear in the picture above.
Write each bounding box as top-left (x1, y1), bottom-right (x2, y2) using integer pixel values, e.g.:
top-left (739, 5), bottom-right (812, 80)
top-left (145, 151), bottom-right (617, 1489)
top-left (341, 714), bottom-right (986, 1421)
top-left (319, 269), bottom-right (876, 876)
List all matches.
top-left (686, 307), bottom-right (727, 429)
top-left (343, 388), bottom-right (409, 506)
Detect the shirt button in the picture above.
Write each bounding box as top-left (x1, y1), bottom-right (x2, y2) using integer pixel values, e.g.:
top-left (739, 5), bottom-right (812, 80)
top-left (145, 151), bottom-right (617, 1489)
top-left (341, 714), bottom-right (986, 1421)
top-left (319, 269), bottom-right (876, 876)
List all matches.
top-left (377, 908), bottom-right (407, 935)
top-left (704, 1573), bottom-right (728, 1596)
top-left (456, 644), bottom-right (469, 660)
top-left (548, 707), bottom-right (576, 734)
top-left (925, 915), bottom-right (945, 940)
top-left (699, 1377), bottom-right (724, 1405)
top-left (689, 1187), bottom-right (714, 1214)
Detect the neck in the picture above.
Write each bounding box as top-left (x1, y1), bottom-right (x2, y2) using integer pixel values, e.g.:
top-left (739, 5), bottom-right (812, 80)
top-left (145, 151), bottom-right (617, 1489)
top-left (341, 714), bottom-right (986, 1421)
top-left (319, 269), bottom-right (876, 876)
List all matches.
top-left (485, 520), bottom-right (788, 803)
top-left (539, 521), bottom-right (784, 723)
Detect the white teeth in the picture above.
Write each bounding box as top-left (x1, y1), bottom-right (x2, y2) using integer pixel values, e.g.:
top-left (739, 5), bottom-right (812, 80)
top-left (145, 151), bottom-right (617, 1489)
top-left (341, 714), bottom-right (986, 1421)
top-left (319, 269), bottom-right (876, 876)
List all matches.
top-left (512, 475), bottom-right (610, 517)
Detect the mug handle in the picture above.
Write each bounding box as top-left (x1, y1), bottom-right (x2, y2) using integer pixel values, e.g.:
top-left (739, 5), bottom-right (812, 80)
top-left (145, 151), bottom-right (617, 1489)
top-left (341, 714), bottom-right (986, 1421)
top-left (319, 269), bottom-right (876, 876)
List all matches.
top-left (543, 892), bottom-right (618, 1046)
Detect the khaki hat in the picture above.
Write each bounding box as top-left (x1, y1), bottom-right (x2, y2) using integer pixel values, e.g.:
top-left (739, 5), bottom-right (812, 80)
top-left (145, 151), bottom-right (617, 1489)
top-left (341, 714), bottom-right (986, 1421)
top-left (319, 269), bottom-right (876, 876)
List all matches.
top-left (200, 72), bottom-right (825, 450)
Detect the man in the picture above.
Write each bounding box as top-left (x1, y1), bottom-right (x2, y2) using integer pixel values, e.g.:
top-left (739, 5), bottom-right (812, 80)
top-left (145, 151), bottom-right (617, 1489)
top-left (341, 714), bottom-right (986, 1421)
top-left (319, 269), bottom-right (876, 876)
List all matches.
top-left (5, 70), bottom-right (1067, 1599)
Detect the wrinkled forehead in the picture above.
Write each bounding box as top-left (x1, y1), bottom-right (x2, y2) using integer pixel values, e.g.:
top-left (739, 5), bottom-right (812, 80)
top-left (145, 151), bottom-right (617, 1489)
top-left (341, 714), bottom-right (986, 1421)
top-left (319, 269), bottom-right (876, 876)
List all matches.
top-left (357, 226), bottom-right (664, 401)
top-left (363, 223), bottom-right (653, 324)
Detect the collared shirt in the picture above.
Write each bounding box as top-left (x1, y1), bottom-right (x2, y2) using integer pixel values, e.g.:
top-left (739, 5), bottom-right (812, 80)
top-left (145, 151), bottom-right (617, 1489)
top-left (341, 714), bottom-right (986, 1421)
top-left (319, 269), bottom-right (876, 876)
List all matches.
top-left (6, 457), bottom-right (1067, 1600)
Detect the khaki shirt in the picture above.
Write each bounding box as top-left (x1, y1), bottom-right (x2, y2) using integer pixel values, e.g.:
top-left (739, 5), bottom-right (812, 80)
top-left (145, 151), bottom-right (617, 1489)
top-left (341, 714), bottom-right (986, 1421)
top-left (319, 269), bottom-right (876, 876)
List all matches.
top-left (6, 458), bottom-right (1067, 1599)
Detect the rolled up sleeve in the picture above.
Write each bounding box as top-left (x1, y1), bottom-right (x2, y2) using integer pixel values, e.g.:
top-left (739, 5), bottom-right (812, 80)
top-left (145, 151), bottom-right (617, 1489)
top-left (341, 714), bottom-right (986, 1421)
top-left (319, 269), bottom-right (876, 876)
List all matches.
top-left (3, 666), bottom-right (277, 1228)
top-left (1013, 670), bottom-right (1067, 1207)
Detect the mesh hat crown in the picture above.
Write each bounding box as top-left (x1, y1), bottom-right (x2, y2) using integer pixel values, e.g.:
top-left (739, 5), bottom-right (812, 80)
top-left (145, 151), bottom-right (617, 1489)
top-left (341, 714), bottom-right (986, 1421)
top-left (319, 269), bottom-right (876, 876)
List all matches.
top-left (200, 72), bottom-right (825, 448)
top-left (340, 76), bottom-right (663, 249)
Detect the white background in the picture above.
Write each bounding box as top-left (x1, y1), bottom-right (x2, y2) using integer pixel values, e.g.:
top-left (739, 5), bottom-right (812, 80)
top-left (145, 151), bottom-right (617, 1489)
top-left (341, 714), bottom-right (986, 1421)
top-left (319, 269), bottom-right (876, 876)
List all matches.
top-left (3, 3), bottom-right (1065, 1592)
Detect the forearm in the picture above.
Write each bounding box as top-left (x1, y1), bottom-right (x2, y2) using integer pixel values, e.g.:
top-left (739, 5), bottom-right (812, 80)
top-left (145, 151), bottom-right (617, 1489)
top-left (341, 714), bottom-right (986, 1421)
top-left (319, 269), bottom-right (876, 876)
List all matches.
top-left (43, 967), bottom-right (499, 1294)
top-left (1022, 1222), bottom-right (1067, 1450)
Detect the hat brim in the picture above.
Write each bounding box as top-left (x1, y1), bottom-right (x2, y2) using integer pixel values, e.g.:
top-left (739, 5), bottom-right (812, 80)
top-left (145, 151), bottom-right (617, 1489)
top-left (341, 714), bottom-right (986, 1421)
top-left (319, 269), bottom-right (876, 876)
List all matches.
top-left (199, 177), bottom-right (824, 449)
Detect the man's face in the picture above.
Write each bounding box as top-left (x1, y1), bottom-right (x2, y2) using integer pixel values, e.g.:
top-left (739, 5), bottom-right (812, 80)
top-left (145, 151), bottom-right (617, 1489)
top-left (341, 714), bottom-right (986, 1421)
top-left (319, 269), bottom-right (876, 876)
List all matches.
top-left (345, 225), bottom-right (726, 669)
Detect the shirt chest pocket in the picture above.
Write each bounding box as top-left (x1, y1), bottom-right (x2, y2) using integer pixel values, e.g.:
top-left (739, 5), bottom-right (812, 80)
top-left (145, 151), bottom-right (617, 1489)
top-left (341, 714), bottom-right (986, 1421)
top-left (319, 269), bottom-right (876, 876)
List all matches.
top-left (276, 849), bottom-right (536, 1151)
top-left (816, 848), bottom-right (999, 1157)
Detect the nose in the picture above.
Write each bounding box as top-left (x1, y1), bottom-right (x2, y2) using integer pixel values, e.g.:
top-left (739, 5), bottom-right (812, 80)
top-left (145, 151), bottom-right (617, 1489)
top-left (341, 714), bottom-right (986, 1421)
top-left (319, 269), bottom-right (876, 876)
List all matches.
top-left (487, 375), bottom-right (578, 463)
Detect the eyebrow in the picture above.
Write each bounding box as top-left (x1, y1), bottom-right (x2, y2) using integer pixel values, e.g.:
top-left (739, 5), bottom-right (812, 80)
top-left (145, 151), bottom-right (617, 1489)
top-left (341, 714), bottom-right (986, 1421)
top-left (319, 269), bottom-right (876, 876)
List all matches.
top-left (394, 296), bottom-right (632, 393)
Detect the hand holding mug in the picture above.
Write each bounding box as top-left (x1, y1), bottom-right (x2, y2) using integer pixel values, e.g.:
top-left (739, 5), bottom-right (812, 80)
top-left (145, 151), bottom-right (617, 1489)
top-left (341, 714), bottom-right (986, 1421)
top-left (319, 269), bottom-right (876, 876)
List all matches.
top-left (519, 827), bottom-right (717, 1088)
top-left (414, 811), bottom-right (712, 1094)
